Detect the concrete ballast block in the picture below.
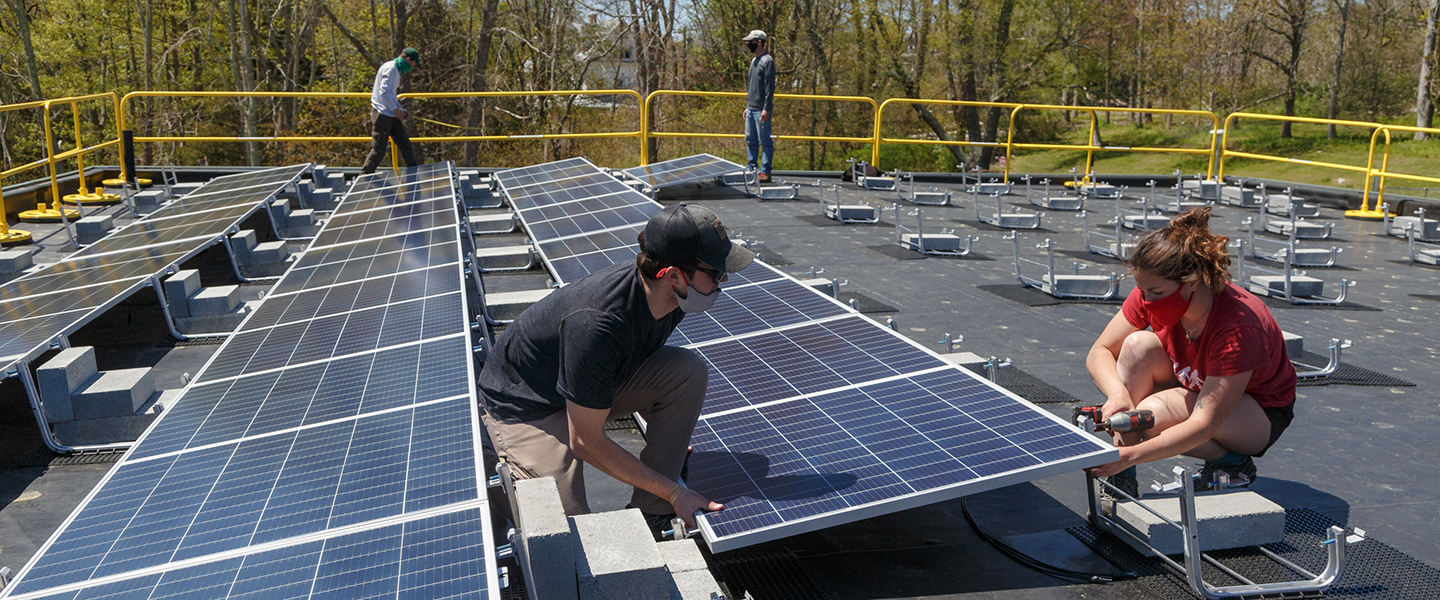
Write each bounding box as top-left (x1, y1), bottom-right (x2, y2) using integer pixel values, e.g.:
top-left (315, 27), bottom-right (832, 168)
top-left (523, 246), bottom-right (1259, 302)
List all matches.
top-left (189, 285), bottom-right (241, 317)
top-left (474, 245), bottom-right (534, 270)
top-left (570, 509), bottom-right (669, 600)
top-left (287, 208), bottom-right (316, 228)
top-left (164, 269), bottom-right (201, 318)
top-left (230, 229), bottom-right (257, 265)
top-left (514, 477), bottom-right (577, 600)
top-left (0, 249), bottom-right (35, 274)
top-left (35, 346), bottom-right (99, 423)
top-left (249, 241), bottom-right (291, 265)
top-left (1114, 491), bottom-right (1285, 556)
top-left (75, 215), bottom-right (115, 244)
top-left (71, 367), bottom-right (155, 420)
top-left (132, 189), bottom-right (169, 206)
top-left (1250, 274), bottom-right (1324, 298)
top-left (1282, 331), bottom-right (1304, 359)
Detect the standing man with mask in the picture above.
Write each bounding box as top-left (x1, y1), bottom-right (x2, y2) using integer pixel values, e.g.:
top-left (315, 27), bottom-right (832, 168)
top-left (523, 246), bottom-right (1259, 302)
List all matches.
top-left (742, 30), bottom-right (776, 183)
top-left (479, 203), bottom-right (754, 538)
top-left (361, 47), bottom-right (422, 174)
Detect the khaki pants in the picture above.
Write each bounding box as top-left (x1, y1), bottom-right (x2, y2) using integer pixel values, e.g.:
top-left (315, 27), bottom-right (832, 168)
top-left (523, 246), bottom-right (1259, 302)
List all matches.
top-left (482, 346), bottom-right (707, 516)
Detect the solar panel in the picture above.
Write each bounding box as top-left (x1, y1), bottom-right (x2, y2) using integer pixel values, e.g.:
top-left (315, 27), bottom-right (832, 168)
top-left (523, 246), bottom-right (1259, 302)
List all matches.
top-left (0, 163), bottom-right (500, 600)
top-left (622, 154), bottom-right (744, 189)
top-left (0, 165), bottom-right (309, 374)
top-left (689, 368), bottom-right (1110, 551)
top-left (488, 157), bottom-right (1116, 554)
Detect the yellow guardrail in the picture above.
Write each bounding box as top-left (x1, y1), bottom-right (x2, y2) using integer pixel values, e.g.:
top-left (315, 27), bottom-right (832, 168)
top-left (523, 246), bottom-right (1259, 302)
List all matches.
top-left (44, 92), bottom-right (122, 206)
top-left (871, 99), bottom-right (1022, 168)
top-left (1005, 104), bottom-right (1221, 180)
top-left (1354, 123), bottom-right (1440, 218)
top-left (1218, 113), bottom-right (1382, 180)
top-left (400, 89), bottom-right (645, 165)
top-left (643, 90), bottom-right (878, 165)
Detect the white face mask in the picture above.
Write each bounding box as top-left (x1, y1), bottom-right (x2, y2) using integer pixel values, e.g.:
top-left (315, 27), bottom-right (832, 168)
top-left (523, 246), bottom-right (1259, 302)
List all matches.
top-left (673, 286), bottom-right (721, 313)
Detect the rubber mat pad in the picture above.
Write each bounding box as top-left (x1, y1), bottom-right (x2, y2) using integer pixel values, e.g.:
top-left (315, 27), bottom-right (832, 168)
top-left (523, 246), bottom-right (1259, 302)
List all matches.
top-left (1294, 351), bottom-right (1415, 387)
top-left (864, 244), bottom-right (994, 261)
top-left (705, 548), bottom-right (829, 600)
top-left (977, 284), bottom-right (1125, 306)
top-left (1069, 508), bottom-right (1440, 599)
top-left (961, 364), bottom-right (1083, 404)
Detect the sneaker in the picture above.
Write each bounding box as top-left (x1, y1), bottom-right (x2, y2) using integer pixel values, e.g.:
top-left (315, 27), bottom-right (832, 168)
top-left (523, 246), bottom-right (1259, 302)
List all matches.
top-left (627, 504), bottom-right (679, 541)
top-left (1196, 456), bottom-right (1257, 491)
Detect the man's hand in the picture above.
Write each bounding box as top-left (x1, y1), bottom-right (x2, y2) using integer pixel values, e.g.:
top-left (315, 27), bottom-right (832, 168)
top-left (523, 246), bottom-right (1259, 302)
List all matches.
top-left (395, 108), bottom-right (409, 120)
top-left (760, 110), bottom-right (770, 123)
top-left (671, 488), bottom-right (723, 528)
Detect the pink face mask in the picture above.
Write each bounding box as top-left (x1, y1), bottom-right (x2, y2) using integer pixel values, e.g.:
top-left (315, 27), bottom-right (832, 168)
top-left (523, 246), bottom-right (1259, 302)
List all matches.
top-left (1143, 285), bottom-right (1191, 328)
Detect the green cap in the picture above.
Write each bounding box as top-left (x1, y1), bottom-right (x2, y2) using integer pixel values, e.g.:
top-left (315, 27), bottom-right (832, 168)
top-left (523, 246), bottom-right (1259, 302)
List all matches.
top-left (403, 47), bottom-right (420, 66)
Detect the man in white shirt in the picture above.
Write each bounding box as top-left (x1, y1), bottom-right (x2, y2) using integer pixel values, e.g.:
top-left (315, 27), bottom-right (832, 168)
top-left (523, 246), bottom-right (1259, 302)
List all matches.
top-left (361, 47), bottom-right (421, 174)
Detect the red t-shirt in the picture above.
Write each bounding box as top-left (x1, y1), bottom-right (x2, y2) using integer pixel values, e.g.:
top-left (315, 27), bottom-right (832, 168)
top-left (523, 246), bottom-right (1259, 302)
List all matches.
top-left (1121, 282), bottom-right (1296, 408)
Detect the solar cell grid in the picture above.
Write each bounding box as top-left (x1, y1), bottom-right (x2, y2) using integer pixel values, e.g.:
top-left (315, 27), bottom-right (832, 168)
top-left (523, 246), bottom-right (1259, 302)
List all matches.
top-left (6, 399), bottom-right (481, 596)
top-left (310, 200), bottom-right (457, 248)
top-left (524, 205), bottom-right (656, 242)
top-left (4, 246), bottom-right (191, 298)
top-left (197, 293), bottom-right (464, 383)
top-left (272, 235), bottom-right (459, 296)
top-left (0, 280), bottom-right (148, 327)
top-left (691, 316), bottom-right (949, 416)
top-left (352, 163), bottom-right (452, 187)
top-left (333, 178), bottom-right (454, 215)
top-left (622, 154), bottom-right (743, 189)
top-left (667, 278), bottom-right (848, 346)
top-left (688, 368), bottom-right (1111, 550)
top-left (518, 191), bottom-right (652, 223)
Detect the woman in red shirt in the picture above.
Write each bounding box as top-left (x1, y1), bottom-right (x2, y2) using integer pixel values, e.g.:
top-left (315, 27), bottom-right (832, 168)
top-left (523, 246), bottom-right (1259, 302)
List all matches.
top-left (1085, 208), bottom-right (1297, 496)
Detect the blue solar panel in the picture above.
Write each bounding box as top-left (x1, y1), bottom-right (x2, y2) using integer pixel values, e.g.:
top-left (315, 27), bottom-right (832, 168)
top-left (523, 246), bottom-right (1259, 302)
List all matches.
top-left (688, 368), bottom-right (1111, 550)
top-left (131, 337), bottom-right (471, 460)
top-left (691, 316), bottom-right (949, 416)
top-left (270, 234), bottom-right (460, 296)
top-left (336, 177), bottom-right (455, 215)
top-left (667, 279), bottom-right (848, 346)
top-left (622, 154), bottom-right (743, 189)
top-left (20, 508), bottom-right (492, 600)
top-left (7, 399), bottom-right (480, 595)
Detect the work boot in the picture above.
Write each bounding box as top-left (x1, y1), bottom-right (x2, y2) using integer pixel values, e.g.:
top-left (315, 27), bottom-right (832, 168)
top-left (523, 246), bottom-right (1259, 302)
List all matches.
top-left (1196, 456), bottom-right (1257, 491)
top-left (757, 173), bottom-right (773, 184)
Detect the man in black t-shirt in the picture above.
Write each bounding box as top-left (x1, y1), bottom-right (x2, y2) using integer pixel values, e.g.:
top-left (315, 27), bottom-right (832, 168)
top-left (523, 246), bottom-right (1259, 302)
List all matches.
top-left (479, 203), bottom-right (754, 534)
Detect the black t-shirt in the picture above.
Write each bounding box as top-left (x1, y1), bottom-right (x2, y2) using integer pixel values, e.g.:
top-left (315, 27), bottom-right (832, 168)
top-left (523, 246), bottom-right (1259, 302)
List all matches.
top-left (479, 262), bottom-right (685, 423)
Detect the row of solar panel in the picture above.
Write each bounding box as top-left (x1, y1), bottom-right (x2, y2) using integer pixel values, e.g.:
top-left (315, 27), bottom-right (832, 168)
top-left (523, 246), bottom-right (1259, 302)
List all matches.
top-left (3, 163), bottom-right (497, 600)
top-left (621, 153), bottom-right (742, 189)
top-left (0, 165), bottom-right (311, 371)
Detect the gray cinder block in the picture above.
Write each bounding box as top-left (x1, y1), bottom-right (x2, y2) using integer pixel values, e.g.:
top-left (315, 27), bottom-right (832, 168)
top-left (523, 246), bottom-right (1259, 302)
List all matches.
top-left (164, 270), bottom-right (201, 318)
top-left (324, 172), bottom-right (346, 190)
top-left (474, 245), bottom-right (533, 270)
top-left (1250, 275), bottom-right (1324, 298)
top-left (287, 208), bottom-right (316, 229)
top-left (515, 477), bottom-right (577, 600)
top-left (571, 509), bottom-right (669, 600)
top-left (188, 285), bottom-right (240, 317)
top-left (1282, 331), bottom-right (1304, 360)
top-left (249, 241), bottom-right (291, 265)
top-left (230, 230), bottom-right (257, 265)
top-left (1115, 491), bottom-right (1285, 556)
top-left (36, 347), bottom-right (99, 423)
top-left (657, 539), bottom-right (722, 600)
top-left (75, 215), bottom-right (115, 245)
top-left (0, 249), bottom-right (35, 275)
top-left (486, 289), bottom-right (554, 322)
top-left (71, 368), bottom-right (154, 420)
top-left (132, 189), bottom-right (169, 207)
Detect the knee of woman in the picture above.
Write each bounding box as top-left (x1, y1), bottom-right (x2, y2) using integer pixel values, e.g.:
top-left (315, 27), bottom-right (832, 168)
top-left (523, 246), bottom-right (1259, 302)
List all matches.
top-left (1118, 331), bottom-right (1162, 364)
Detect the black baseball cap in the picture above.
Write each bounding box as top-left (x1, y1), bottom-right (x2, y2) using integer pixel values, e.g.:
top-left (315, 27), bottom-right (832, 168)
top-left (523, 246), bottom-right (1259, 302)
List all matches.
top-left (642, 204), bottom-right (755, 274)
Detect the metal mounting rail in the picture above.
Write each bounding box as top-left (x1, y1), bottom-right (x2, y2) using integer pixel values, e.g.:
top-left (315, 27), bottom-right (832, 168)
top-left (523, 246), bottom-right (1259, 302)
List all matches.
top-left (891, 203), bottom-right (977, 256)
top-left (1007, 231), bottom-right (1121, 300)
top-left (1084, 465), bottom-right (1363, 599)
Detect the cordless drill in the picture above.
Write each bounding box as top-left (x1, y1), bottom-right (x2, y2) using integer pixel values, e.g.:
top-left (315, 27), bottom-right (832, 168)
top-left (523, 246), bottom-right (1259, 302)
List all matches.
top-left (1073, 405), bottom-right (1155, 434)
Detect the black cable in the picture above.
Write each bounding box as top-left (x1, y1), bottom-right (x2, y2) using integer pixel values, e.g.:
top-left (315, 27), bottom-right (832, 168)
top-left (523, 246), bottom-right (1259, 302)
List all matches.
top-left (960, 496), bottom-right (1137, 584)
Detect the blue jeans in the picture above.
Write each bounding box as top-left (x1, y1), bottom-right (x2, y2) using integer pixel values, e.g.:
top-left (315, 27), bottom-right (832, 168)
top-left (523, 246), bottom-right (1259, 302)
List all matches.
top-left (744, 109), bottom-right (773, 175)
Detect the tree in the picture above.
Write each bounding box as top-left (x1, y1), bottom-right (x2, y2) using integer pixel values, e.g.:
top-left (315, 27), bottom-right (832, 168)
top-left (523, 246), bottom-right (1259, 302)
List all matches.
top-left (1248, 0), bottom-right (1314, 138)
top-left (1418, 0), bottom-right (1438, 140)
top-left (0, 0), bottom-right (44, 99)
top-left (1327, 0), bottom-right (1351, 139)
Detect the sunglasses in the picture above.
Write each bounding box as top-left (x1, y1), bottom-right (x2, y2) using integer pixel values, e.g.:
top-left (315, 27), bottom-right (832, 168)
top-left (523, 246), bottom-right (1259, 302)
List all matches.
top-left (691, 265), bottom-right (728, 284)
